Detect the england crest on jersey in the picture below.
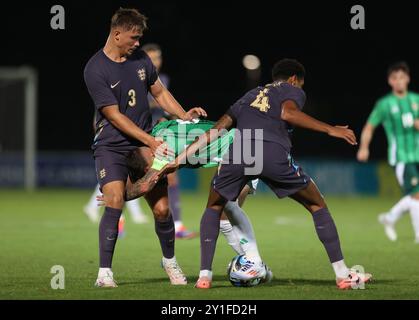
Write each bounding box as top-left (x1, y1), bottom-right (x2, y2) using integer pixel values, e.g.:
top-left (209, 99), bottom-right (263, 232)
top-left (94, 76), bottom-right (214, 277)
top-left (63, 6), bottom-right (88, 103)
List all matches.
top-left (137, 68), bottom-right (146, 81)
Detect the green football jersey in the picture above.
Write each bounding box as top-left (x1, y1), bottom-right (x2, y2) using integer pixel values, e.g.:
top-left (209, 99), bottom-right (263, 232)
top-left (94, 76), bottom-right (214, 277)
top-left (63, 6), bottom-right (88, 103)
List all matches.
top-left (368, 92), bottom-right (419, 165)
top-left (151, 119), bottom-right (234, 168)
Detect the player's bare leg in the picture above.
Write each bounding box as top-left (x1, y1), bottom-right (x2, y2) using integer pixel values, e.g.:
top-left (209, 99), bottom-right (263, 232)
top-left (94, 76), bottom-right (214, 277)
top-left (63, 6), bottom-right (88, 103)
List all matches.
top-left (135, 146), bottom-right (187, 285)
top-left (95, 180), bottom-right (125, 288)
top-left (290, 180), bottom-right (372, 289)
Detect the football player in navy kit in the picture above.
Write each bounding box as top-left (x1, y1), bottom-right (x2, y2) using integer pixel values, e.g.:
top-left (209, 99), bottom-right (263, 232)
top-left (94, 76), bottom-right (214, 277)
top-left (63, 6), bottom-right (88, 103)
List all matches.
top-left (156, 59), bottom-right (372, 290)
top-left (84, 8), bottom-right (206, 287)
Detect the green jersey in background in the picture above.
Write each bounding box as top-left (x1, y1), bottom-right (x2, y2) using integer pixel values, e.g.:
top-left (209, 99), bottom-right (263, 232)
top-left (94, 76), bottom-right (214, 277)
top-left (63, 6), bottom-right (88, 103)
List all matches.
top-left (368, 92), bottom-right (419, 165)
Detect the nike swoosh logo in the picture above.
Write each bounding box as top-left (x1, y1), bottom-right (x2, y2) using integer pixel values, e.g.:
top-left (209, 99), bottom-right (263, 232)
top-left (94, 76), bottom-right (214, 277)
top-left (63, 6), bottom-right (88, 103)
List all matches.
top-left (110, 81), bottom-right (121, 88)
top-left (106, 237), bottom-right (116, 241)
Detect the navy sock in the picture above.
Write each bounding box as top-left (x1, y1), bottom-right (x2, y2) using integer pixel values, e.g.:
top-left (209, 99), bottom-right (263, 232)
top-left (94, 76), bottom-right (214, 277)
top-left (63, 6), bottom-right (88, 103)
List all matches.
top-left (168, 185), bottom-right (181, 222)
top-left (155, 214), bottom-right (175, 259)
top-left (200, 208), bottom-right (222, 271)
top-left (312, 208), bottom-right (344, 263)
top-left (99, 207), bottom-right (122, 268)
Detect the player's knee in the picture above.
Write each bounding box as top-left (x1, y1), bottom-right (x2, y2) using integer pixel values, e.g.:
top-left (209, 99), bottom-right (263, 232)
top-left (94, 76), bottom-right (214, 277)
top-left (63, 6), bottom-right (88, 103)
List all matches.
top-left (309, 203), bottom-right (327, 214)
top-left (152, 203), bottom-right (170, 221)
top-left (307, 197), bottom-right (327, 213)
top-left (106, 193), bottom-right (125, 209)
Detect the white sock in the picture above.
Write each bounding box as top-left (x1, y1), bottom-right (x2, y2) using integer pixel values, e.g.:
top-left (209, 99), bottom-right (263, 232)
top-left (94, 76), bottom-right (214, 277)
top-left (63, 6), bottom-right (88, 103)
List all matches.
top-left (126, 198), bottom-right (146, 218)
top-left (174, 221), bottom-right (183, 232)
top-left (409, 198), bottom-right (419, 238)
top-left (220, 219), bottom-right (245, 255)
top-left (386, 195), bottom-right (411, 224)
top-left (223, 201), bottom-right (261, 264)
top-left (86, 184), bottom-right (101, 211)
top-left (332, 260), bottom-right (349, 279)
top-left (199, 270), bottom-right (212, 280)
top-left (162, 256), bottom-right (177, 264)
top-left (98, 267), bottom-right (112, 277)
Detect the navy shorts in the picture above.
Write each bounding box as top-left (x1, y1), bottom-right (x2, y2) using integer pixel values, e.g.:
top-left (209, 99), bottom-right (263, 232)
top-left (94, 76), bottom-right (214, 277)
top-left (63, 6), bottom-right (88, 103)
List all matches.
top-left (94, 148), bottom-right (133, 189)
top-left (213, 142), bottom-right (310, 201)
top-left (94, 146), bottom-right (167, 191)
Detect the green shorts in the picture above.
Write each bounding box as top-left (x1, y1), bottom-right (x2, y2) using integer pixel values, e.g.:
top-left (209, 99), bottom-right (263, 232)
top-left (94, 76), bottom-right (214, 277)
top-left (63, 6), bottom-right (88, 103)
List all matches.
top-left (394, 163), bottom-right (419, 195)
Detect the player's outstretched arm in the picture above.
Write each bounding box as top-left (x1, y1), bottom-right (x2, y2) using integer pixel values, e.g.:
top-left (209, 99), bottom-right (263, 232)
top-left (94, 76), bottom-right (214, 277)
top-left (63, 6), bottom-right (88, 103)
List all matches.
top-left (281, 100), bottom-right (357, 145)
top-left (357, 123), bottom-right (376, 162)
top-left (124, 170), bottom-right (160, 201)
top-left (150, 78), bottom-right (207, 120)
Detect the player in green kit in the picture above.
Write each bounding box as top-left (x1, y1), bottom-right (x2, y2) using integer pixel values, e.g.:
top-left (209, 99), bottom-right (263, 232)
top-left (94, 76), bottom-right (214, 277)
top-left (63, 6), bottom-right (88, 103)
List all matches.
top-left (357, 62), bottom-right (419, 243)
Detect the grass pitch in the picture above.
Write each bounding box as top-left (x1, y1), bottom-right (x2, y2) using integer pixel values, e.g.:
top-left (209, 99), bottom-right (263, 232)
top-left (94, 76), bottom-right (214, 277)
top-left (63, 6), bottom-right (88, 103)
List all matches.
top-left (1, 189), bottom-right (419, 300)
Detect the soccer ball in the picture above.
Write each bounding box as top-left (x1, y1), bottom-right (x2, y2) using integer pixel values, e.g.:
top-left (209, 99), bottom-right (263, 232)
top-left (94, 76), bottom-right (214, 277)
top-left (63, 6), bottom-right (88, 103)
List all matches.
top-left (227, 254), bottom-right (270, 287)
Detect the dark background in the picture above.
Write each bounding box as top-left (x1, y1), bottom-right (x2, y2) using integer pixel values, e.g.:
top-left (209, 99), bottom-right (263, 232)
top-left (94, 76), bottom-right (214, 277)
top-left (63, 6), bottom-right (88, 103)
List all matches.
top-left (1, 0), bottom-right (418, 159)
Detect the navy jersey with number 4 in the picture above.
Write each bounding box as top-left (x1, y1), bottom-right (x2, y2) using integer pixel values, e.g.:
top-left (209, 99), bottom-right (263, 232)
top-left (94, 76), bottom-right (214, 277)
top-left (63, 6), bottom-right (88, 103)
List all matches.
top-left (226, 81), bottom-right (306, 152)
top-left (84, 49), bottom-right (158, 151)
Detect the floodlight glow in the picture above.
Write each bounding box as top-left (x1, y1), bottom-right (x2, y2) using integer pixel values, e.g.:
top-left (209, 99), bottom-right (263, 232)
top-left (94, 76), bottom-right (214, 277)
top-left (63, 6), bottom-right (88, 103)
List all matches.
top-left (242, 55), bottom-right (260, 70)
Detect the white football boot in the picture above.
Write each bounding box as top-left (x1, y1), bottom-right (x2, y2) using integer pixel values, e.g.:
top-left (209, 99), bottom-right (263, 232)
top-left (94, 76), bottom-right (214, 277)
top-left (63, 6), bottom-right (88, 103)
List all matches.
top-left (95, 269), bottom-right (118, 288)
top-left (336, 268), bottom-right (372, 290)
top-left (162, 257), bottom-right (187, 285)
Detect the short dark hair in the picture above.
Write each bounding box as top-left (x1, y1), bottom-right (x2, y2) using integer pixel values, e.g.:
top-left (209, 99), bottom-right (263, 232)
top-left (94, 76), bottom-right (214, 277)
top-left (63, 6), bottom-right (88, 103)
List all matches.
top-left (110, 8), bottom-right (148, 32)
top-left (272, 59), bottom-right (305, 81)
top-left (142, 43), bottom-right (161, 53)
top-left (388, 61), bottom-right (410, 77)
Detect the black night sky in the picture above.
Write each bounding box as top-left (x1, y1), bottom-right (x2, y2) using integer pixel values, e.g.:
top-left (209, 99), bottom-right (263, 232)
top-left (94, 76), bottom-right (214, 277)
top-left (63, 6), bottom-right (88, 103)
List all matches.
top-left (1, 0), bottom-right (418, 160)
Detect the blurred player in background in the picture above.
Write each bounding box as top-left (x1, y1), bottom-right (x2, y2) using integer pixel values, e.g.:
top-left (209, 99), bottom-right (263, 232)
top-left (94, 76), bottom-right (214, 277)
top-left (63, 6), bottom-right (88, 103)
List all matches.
top-left (143, 43), bottom-right (197, 239)
top-left (357, 62), bottom-right (419, 243)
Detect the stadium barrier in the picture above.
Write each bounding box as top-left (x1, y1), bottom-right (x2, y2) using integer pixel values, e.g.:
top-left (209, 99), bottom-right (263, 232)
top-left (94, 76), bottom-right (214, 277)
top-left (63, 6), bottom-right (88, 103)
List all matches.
top-left (0, 152), bottom-right (399, 196)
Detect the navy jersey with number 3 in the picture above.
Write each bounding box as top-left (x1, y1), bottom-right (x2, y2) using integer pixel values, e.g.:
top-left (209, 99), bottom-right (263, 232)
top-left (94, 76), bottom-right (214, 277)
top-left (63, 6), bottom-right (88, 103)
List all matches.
top-left (226, 82), bottom-right (306, 152)
top-left (84, 49), bottom-right (158, 150)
